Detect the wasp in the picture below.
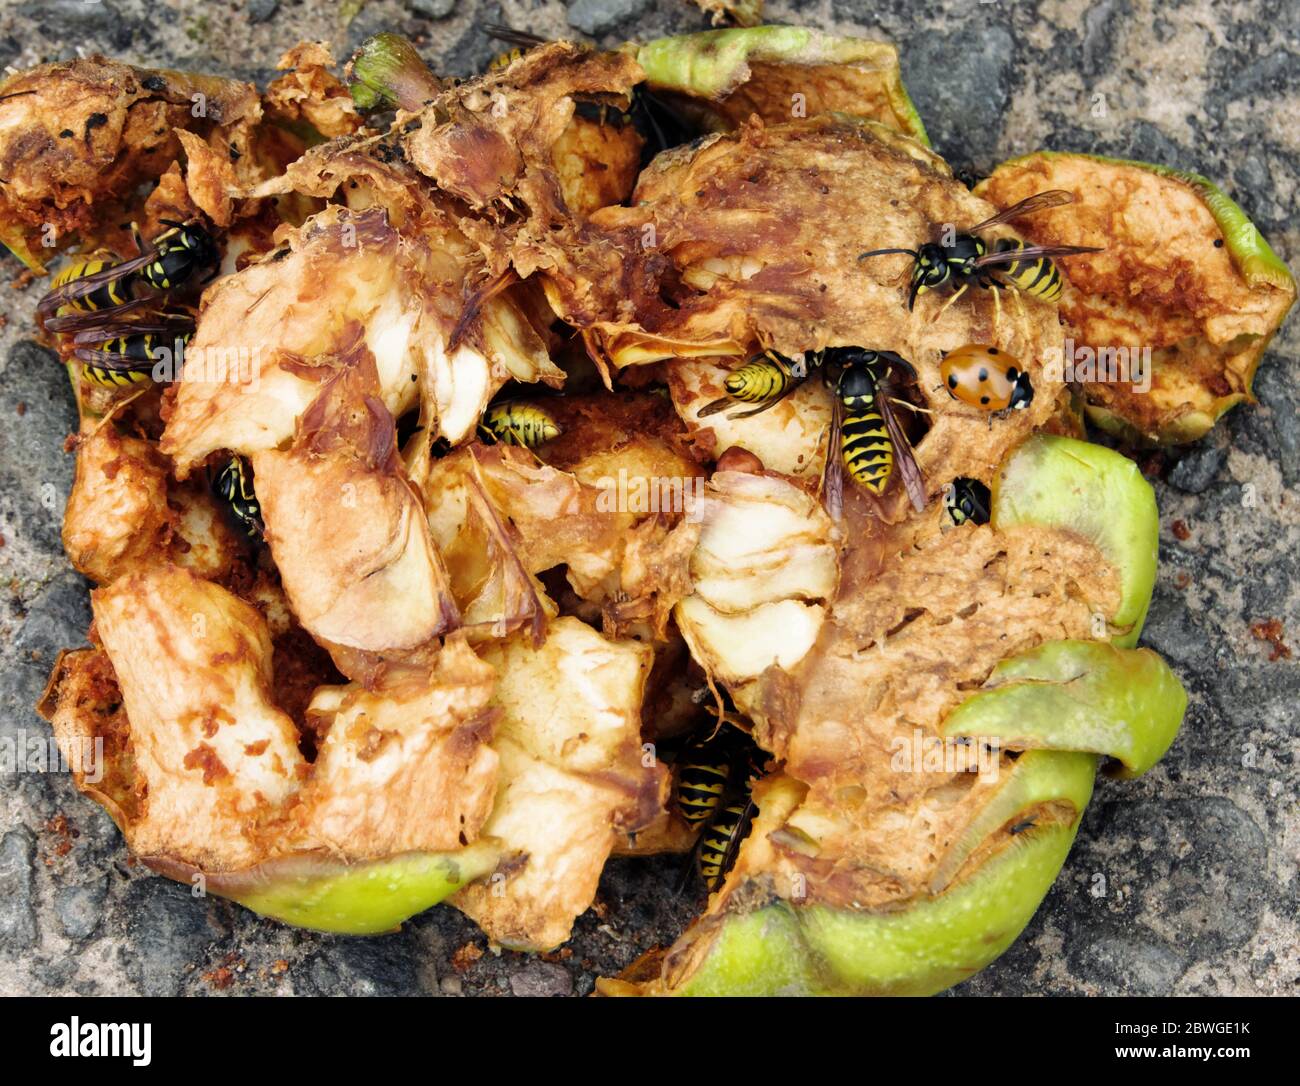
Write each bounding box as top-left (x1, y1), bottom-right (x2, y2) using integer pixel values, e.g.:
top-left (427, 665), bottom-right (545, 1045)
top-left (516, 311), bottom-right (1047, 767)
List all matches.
top-left (945, 477), bottom-right (991, 526)
top-left (213, 456), bottom-right (262, 538)
top-left (487, 45), bottom-right (525, 71)
top-left (674, 731), bottom-right (733, 827)
top-left (697, 348), bottom-right (827, 420)
top-left (698, 798), bottom-right (757, 893)
top-left (940, 344), bottom-right (1034, 412)
top-left (857, 190), bottom-right (1101, 326)
top-left (678, 726), bottom-right (765, 893)
top-left (38, 220), bottom-right (218, 334)
top-left (823, 348), bottom-right (928, 516)
top-left (72, 326), bottom-right (192, 388)
top-left (478, 401), bottom-right (562, 448)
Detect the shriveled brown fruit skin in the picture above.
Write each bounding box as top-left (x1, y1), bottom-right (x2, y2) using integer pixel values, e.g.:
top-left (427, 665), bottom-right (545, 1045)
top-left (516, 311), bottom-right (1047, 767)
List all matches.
top-left (251, 352), bottom-right (460, 678)
top-left (742, 518), bottom-right (1119, 913)
top-left (80, 566), bottom-right (306, 873)
top-left (39, 582), bottom-right (502, 876)
top-left (0, 58), bottom-right (261, 268)
top-left (63, 421), bottom-right (243, 586)
top-left (263, 43), bottom-right (364, 140)
top-left (975, 155), bottom-right (1296, 444)
top-left (388, 42), bottom-right (669, 339)
top-left (453, 618), bottom-right (666, 951)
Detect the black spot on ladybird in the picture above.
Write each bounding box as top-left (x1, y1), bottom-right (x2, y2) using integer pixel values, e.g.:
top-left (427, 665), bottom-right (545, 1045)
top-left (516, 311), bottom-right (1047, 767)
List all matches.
top-left (1006, 367), bottom-right (1017, 380)
top-left (978, 367), bottom-right (988, 382)
top-left (947, 375), bottom-right (958, 389)
top-left (988, 347), bottom-right (999, 355)
top-left (1213, 238), bottom-right (1224, 248)
top-left (980, 395), bottom-right (990, 405)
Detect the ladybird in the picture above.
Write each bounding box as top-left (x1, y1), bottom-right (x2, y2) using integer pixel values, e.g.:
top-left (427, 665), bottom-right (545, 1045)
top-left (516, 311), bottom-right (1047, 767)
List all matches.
top-left (939, 344), bottom-right (1034, 411)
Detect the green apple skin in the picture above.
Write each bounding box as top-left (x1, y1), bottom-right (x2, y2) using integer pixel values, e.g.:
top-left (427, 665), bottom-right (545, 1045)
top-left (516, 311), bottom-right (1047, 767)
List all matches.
top-left (633, 26), bottom-right (930, 146)
top-left (675, 751), bottom-right (1098, 997)
top-left (992, 434), bottom-right (1157, 647)
top-left (942, 640), bottom-right (1186, 778)
top-left (347, 32), bottom-right (442, 112)
top-left (158, 842), bottom-right (501, 935)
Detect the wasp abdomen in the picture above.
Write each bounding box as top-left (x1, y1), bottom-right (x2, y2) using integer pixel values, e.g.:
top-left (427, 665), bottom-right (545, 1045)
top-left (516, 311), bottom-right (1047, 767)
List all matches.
top-left (991, 238), bottom-right (1064, 300)
top-left (697, 801), bottom-right (755, 892)
top-left (479, 402), bottom-right (561, 448)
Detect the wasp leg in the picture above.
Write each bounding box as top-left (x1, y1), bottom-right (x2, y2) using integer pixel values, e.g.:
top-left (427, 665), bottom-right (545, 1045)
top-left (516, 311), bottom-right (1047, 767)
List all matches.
top-left (931, 283), bottom-right (969, 324)
top-left (991, 284), bottom-right (1005, 341)
top-left (1012, 287), bottom-right (1032, 347)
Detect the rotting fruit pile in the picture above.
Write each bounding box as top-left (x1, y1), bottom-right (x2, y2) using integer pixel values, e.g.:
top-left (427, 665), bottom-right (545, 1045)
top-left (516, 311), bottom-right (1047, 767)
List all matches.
top-left (3, 22), bottom-right (1292, 996)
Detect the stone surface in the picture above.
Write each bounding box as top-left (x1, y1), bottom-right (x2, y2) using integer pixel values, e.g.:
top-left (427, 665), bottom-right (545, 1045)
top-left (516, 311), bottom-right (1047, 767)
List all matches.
top-left (410, 0), bottom-right (455, 19)
top-left (0, 0), bottom-right (1295, 998)
top-left (248, 0), bottom-right (280, 26)
top-left (567, 0), bottom-right (652, 37)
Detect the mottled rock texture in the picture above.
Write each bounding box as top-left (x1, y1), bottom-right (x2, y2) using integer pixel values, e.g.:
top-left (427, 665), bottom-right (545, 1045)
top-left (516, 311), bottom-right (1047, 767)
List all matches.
top-left (0, 0), bottom-right (1295, 996)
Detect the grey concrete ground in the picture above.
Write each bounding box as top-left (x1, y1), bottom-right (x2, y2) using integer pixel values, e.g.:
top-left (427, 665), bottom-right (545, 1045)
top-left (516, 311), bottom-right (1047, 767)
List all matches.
top-left (0, 0), bottom-right (1296, 996)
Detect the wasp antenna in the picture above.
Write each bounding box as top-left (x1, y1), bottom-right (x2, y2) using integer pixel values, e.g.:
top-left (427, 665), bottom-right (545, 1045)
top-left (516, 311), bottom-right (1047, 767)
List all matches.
top-left (858, 247), bottom-right (918, 261)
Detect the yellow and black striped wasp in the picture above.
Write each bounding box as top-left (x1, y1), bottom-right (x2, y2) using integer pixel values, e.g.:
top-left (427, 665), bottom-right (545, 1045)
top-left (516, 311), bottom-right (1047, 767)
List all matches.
top-left (73, 325), bottom-right (193, 389)
top-left (37, 220), bottom-right (218, 335)
top-left (213, 456), bottom-right (263, 539)
top-left (697, 347), bottom-right (827, 420)
top-left (478, 401), bottom-right (562, 448)
top-left (822, 348), bottom-right (928, 517)
top-left (674, 726), bottom-right (737, 827)
top-left (697, 796), bottom-right (756, 893)
top-left (857, 191), bottom-right (1101, 323)
top-left (37, 220), bottom-right (214, 389)
top-left (674, 723), bottom-right (766, 893)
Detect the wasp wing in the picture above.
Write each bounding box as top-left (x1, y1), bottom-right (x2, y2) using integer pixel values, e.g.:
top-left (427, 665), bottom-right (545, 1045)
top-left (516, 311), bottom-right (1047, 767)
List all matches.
top-left (482, 23), bottom-right (548, 48)
top-left (878, 393), bottom-right (927, 513)
top-left (965, 190), bottom-right (1075, 234)
top-left (972, 243), bottom-right (1102, 270)
top-left (36, 249), bottom-right (162, 328)
top-left (713, 798), bottom-right (756, 892)
top-left (820, 385), bottom-right (845, 522)
top-left (70, 315), bottom-right (194, 347)
top-left (726, 376), bottom-right (807, 419)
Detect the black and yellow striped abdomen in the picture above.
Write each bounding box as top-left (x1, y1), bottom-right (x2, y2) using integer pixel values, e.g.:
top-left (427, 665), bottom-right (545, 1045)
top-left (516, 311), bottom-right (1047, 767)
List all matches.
top-left (674, 750), bottom-right (730, 825)
top-left (992, 238), bottom-right (1063, 300)
top-left (51, 255), bottom-right (132, 314)
top-left (839, 374), bottom-right (894, 495)
top-left (480, 402), bottom-right (561, 448)
top-left (488, 46), bottom-right (524, 70)
top-left (80, 363), bottom-right (150, 389)
top-left (724, 351), bottom-right (796, 404)
top-left (697, 801), bottom-right (755, 892)
top-left (214, 457), bottom-right (262, 537)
